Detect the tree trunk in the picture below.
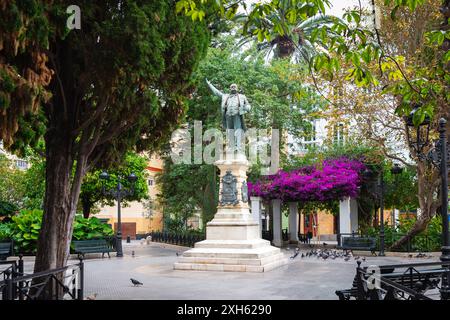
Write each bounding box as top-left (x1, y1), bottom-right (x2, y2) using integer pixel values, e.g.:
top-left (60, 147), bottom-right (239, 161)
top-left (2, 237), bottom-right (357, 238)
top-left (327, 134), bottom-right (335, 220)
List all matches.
top-left (32, 126), bottom-right (87, 298)
top-left (390, 211), bottom-right (432, 250)
top-left (390, 161), bottom-right (440, 250)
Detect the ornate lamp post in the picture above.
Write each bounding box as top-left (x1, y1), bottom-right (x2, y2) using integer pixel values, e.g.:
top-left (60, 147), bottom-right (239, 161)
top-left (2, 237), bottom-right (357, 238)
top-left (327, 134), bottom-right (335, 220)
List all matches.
top-left (378, 168), bottom-right (386, 257)
top-left (390, 163), bottom-right (403, 227)
top-left (99, 171), bottom-right (137, 257)
top-left (403, 109), bottom-right (449, 299)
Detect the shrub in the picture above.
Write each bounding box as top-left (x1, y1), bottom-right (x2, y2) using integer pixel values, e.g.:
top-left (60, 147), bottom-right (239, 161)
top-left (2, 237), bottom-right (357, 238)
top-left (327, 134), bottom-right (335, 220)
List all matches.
top-left (366, 215), bottom-right (442, 252)
top-left (0, 200), bottom-right (19, 222)
top-left (0, 222), bottom-right (12, 240)
top-left (10, 209), bottom-right (42, 254)
top-left (72, 215), bottom-right (114, 240)
top-left (5, 210), bottom-right (114, 254)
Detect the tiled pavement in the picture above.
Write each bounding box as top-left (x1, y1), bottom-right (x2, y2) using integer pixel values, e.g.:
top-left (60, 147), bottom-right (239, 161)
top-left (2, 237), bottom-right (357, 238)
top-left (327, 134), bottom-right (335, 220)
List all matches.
top-left (76, 241), bottom-right (436, 300)
top-left (6, 241), bottom-right (437, 300)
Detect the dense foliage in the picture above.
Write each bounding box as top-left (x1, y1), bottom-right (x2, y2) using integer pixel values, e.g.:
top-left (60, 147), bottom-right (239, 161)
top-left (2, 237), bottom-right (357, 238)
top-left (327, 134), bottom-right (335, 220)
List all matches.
top-left (367, 215), bottom-right (443, 252)
top-left (0, 209), bottom-right (113, 253)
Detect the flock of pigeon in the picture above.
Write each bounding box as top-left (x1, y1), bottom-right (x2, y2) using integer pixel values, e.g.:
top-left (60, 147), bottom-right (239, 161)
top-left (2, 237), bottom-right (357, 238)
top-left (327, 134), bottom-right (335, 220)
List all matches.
top-left (289, 247), bottom-right (367, 262)
top-left (289, 247), bottom-right (434, 261)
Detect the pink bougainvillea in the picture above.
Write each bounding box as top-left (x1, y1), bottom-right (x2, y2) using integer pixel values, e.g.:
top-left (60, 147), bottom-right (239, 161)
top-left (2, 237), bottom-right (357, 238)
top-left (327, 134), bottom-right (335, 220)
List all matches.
top-left (248, 157), bottom-right (366, 202)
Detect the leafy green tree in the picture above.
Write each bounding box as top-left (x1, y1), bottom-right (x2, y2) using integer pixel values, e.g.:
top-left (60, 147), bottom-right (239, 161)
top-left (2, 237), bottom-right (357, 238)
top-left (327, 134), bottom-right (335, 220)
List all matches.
top-left (79, 152), bottom-right (149, 218)
top-left (0, 1), bottom-right (211, 279)
top-left (0, 154), bottom-right (26, 209)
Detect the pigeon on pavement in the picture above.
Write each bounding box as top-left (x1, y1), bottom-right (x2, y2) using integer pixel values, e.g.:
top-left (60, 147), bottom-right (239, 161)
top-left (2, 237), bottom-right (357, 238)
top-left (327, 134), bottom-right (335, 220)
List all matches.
top-left (130, 278), bottom-right (143, 286)
top-left (85, 293), bottom-right (98, 300)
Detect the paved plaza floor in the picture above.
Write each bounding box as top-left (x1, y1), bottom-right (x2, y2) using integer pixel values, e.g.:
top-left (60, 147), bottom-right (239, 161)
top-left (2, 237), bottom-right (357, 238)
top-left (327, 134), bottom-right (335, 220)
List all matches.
top-left (11, 241), bottom-right (438, 300)
top-left (53, 241), bottom-right (434, 300)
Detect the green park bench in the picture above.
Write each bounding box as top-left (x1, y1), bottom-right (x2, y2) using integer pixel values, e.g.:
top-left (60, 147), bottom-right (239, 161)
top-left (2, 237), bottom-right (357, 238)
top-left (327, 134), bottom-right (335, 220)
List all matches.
top-left (339, 236), bottom-right (377, 255)
top-left (0, 240), bottom-right (14, 261)
top-left (72, 239), bottom-right (115, 258)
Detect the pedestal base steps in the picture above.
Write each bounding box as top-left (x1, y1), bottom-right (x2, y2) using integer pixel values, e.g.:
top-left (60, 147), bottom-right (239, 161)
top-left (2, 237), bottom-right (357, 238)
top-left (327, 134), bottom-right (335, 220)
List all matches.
top-left (173, 239), bottom-right (288, 272)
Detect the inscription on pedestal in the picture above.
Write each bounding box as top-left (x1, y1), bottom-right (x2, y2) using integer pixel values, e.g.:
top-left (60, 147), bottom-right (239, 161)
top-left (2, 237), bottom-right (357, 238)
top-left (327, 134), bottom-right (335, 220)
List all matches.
top-left (219, 170), bottom-right (238, 206)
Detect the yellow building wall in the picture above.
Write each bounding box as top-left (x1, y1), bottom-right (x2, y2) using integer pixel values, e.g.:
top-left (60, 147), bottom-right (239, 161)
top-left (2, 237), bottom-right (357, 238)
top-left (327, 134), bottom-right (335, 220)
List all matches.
top-left (317, 211), bottom-right (335, 235)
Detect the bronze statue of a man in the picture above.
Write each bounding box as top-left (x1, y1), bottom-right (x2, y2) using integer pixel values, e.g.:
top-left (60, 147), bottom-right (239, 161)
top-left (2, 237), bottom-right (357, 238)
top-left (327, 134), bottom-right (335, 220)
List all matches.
top-left (206, 79), bottom-right (251, 151)
top-left (206, 79), bottom-right (250, 152)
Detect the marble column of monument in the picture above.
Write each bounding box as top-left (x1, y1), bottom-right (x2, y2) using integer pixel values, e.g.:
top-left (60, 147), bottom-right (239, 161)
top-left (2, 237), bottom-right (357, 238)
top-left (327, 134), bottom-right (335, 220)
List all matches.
top-left (174, 154), bottom-right (288, 272)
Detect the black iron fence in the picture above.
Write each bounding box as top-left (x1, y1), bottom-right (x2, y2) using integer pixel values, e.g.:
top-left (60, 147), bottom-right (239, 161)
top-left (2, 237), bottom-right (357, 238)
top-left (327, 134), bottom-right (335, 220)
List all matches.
top-left (261, 229), bottom-right (310, 243)
top-left (0, 256), bottom-right (84, 300)
top-left (354, 261), bottom-right (450, 300)
top-left (338, 232), bottom-right (440, 252)
top-left (150, 231), bottom-right (206, 247)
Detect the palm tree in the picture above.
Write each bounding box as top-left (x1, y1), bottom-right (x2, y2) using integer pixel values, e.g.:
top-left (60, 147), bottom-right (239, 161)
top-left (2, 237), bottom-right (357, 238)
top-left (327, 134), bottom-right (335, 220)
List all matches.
top-left (235, 10), bottom-right (343, 62)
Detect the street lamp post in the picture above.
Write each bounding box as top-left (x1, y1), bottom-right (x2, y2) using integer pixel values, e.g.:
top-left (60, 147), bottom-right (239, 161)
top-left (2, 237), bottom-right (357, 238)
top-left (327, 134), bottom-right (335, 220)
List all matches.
top-left (438, 119), bottom-right (450, 262)
top-left (378, 168), bottom-right (385, 257)
top-left (390, 163), bottom-right (404, 227)
top-left (403, 109), bottom-right (449, 299)
top-left (100, 171), bottom-right (137, 257)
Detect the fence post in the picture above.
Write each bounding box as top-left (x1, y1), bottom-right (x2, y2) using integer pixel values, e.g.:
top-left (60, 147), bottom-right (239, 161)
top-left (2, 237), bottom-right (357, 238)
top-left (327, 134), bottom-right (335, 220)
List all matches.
top-left (18, 255), bottom-right (24, 300)
top-left (4, 270), bottom-right (13, 300)
top-left (77, 257), bottom-right (84, 300)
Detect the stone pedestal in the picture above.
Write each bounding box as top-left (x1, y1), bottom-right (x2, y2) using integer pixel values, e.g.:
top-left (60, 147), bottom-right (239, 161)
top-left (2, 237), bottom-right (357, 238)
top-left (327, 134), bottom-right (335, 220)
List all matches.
top-left (174, 155), bottom-right (288, 272)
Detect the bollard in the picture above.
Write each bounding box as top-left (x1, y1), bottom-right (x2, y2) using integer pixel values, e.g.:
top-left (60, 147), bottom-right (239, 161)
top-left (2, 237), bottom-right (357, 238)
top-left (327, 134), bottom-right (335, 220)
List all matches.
top-left (126, 235), bottom-right (131, 243)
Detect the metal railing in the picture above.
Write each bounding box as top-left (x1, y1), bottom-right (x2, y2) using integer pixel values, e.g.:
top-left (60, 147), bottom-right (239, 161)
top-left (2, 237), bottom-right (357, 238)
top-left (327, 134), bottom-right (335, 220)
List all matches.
top-left (150, 231), bottom-right (206, 247)
top-left (0, 256), bottom-right (84, 300)
top-left (339, 260), bottom-right (450, 300)
top-left (337, 232), bottom-right (440, 252)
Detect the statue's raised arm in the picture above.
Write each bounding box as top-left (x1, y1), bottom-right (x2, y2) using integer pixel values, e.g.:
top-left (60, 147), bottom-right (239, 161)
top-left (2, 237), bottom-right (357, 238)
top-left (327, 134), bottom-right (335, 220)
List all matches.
top-left (206, 78), bottom-right (223, 98)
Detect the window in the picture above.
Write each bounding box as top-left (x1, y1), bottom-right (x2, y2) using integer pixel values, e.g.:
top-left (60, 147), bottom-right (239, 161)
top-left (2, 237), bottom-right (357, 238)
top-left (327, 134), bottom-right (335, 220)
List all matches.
top-left (15, 160), bottom-right (28, 169)
top-left (148, 177), bottom-right (154, 186)
top-left (303, 121), bottom-right (317, 143)
top-left (333, 123), bottom-right (345, 145)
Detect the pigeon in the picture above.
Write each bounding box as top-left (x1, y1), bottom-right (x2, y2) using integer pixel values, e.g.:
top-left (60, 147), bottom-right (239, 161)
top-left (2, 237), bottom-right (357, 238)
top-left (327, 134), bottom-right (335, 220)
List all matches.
top-left (85, 293), bottom-right (98, 300)
top-left (130, 278), bottom-right (143, 286)
top-left (290, 251), bottom-right (300, 259)
top-left (131, 250), bottom-right (135, 257)
top-left (323, 242), bottom-right (328, 246)
top-left (344, 256), bottom-right (351, 261)
top-left (354, 256), bottom-right (360, 260)
top-left (408, 254), bottom-right (413, 258)
top-left (362, 257), bottom-right (366, 262)
top-left (176, 252), bottom-right (180, 256)
top-left (301, 253), bottom-right (305, 258)
top-left (322, 254), bottom-right (329, 260)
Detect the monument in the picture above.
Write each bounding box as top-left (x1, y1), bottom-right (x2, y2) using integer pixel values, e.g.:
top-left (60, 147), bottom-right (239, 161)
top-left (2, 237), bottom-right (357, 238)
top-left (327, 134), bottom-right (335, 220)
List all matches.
top-left (173, 80), bottom-right (288, 272)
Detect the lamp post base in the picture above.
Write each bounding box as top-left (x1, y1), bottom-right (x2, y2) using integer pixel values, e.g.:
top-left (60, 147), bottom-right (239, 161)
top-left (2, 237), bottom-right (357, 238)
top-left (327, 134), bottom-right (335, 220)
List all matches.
top-left (116, 235), bottom-right (123, 257)
top-left (440, 246), bottom-right (450, 262)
